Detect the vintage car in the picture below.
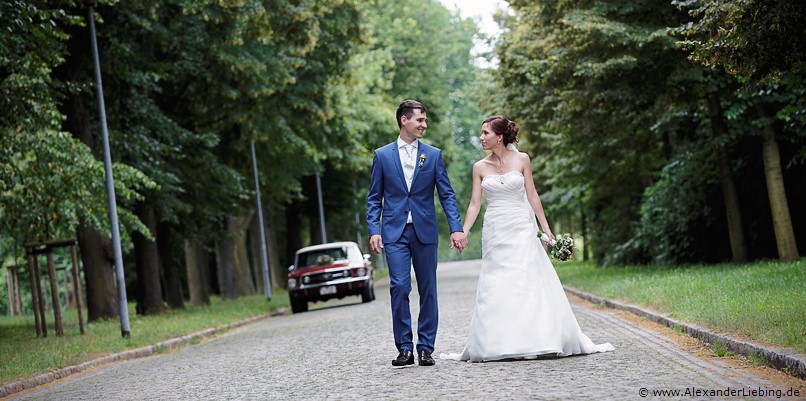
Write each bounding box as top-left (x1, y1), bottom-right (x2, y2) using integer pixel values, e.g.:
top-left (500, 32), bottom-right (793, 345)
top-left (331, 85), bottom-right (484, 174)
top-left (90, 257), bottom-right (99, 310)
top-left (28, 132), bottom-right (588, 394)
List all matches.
top-left (287, 241), bottom-right (375, 313)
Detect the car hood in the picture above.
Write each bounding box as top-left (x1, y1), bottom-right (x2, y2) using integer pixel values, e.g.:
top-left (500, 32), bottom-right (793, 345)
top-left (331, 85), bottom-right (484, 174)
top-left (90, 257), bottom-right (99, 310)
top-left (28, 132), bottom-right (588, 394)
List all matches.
top-left (288, 262), bottom-right (350, 278)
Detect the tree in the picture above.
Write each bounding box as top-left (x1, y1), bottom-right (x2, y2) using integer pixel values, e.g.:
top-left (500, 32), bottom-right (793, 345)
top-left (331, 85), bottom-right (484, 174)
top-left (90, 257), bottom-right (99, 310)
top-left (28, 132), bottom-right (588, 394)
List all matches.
top-left (1, 1), bottom-right (154, 320)
top-left (675, 0), bottom-right (803, 261)
top-left (497, 0), bottom-right (693, 265)
top-left (672, 0), bottom-right (806, 82)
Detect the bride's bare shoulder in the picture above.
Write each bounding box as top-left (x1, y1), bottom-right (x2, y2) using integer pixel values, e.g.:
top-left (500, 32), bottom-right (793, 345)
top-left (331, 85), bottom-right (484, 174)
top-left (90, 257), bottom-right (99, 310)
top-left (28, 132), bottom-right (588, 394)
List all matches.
top-left (473, 157), bottom-right (495, 178)
top-left (474, 157), bottom-right (493, 168)
top-left (511, 150), bottom-right (530, 164)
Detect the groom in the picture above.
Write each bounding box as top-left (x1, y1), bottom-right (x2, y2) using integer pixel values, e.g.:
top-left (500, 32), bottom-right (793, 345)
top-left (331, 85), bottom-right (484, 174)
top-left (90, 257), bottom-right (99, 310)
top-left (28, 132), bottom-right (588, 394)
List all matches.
top-left (367, 99), bottom-right (467, 367)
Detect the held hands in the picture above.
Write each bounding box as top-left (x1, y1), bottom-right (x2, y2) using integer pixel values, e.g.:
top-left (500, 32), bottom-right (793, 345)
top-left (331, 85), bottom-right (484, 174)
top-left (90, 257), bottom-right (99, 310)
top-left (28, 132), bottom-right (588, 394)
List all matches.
top-left (369, 235), bottom-right (384, 254)
top-left (450, 231), bottom-right (468, 254)
top-left (372, 233), bottom-right (468, 254)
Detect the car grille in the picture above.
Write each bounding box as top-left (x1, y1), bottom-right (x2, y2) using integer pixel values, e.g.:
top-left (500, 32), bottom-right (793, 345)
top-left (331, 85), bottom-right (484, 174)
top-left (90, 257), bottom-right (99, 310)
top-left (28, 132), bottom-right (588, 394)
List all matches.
top-left (305, 269), bottom-right (352, 284)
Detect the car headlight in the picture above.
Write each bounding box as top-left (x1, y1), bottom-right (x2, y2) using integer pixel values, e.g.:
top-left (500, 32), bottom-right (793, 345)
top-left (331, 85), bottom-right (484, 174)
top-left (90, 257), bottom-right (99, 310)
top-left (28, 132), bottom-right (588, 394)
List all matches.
top-left (302, 275), bottom-right (311, 284)
top-left (357, 267), bottom-right (366, 277)
top-left (288, 278), bottom-right (297, 288)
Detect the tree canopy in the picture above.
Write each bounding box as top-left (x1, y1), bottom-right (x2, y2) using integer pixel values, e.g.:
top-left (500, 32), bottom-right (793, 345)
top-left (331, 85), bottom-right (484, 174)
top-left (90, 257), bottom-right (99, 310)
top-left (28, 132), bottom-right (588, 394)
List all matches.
top-left (1, 0), bottom-right (804, 317)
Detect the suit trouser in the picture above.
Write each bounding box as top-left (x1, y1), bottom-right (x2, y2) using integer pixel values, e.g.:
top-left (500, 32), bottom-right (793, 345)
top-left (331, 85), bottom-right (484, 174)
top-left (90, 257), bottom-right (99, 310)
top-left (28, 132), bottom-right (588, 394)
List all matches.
top-left (385, 223), bottom-right (439, 353)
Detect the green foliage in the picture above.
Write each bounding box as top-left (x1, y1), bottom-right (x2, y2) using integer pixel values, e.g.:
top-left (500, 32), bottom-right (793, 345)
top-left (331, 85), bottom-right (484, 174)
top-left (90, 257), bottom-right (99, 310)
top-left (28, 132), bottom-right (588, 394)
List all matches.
top-left (496, 1), bottom-right (806, 266)
top-left (1, 1), bottom-right (154, 253)
top-left (1, 0), bottom-right (488, 279)
top-left (636, 149), bottom-right (722, 264)
top-left (672, 0), bottom-right (806, 82)
top-left (498, 0), bottom-right (691, 265)
top-left (1, 130), bottom-right (155, 246)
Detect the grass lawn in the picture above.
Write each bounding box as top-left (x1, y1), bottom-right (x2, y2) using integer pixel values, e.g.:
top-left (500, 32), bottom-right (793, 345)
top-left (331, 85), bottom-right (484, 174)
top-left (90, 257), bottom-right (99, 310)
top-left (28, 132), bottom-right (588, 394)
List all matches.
top-left (555, 258), bottom-right (806, 354)
top-left (0, 291), bottom-right (289, 386)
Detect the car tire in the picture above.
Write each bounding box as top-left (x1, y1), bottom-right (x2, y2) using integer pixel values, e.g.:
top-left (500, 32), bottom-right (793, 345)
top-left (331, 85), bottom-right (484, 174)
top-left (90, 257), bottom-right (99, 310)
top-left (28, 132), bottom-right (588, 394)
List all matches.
top-left (290, 297), bottom-right (308, 313)
top-left (361, 279), bottom-right (374, 303)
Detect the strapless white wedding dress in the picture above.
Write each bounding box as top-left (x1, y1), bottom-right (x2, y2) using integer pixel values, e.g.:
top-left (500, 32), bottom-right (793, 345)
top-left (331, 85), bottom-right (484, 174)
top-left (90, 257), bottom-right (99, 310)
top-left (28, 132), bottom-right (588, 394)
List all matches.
top-left (441, 171), bottom-right (614, 362)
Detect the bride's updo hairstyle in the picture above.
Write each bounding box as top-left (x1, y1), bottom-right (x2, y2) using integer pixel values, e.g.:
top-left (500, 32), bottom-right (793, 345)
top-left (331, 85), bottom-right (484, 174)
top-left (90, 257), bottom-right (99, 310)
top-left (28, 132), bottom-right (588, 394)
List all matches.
top-left (483, 115), bottom-right (519, 146)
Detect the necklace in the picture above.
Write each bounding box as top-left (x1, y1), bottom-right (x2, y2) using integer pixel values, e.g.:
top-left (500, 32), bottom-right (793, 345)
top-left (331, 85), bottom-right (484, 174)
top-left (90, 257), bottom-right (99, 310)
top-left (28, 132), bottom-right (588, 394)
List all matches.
top-left (495, 154), bottom-right (505, 184)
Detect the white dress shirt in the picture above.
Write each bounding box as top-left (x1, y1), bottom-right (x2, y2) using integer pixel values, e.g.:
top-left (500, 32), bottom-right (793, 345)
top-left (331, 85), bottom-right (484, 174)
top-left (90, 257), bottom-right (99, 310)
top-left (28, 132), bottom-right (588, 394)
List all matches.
top-left (397, 137), bottom-right (419, 223)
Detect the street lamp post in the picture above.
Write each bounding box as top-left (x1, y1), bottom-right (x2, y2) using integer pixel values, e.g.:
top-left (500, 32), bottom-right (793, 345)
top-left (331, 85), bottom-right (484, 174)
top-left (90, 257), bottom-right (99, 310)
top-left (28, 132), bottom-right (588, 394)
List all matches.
top-left (88, 5), bottom-right (131, 338)
top-left (315, 173), bottom-right (327, 244)
top-left (250, 141), bottom-right (272, 300)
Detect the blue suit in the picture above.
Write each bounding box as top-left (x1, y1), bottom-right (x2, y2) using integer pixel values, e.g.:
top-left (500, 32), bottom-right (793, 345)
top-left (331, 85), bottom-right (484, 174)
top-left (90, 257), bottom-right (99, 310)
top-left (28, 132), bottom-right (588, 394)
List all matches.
top-left (367, 140), bottom-right (463, 353)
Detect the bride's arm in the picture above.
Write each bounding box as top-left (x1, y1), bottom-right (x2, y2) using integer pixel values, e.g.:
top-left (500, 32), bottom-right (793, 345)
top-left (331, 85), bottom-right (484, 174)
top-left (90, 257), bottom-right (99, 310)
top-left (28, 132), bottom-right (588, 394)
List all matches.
top-left (520, 153), bottom-right (554, 240)
top-left (462, 163), bottom-right (484, 234)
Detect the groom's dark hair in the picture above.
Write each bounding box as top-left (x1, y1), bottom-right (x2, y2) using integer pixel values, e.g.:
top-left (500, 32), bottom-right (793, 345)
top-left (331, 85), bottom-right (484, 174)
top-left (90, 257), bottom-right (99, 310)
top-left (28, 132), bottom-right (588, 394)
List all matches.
top-left (396, 99), bottom-right (427, 128)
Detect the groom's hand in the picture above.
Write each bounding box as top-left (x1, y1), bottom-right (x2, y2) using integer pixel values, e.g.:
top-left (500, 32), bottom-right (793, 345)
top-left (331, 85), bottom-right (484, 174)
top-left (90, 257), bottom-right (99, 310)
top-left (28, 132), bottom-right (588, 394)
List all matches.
top-left (369, 235), bottom-right (384, 254)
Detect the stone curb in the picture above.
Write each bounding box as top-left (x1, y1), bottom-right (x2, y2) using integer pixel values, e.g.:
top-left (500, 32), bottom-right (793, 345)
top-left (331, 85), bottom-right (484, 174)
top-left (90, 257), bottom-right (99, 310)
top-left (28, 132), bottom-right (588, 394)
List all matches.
top-left (563, 285), bottom-right (806, 380)
top-left (0, 313), bottom-right (277, 399)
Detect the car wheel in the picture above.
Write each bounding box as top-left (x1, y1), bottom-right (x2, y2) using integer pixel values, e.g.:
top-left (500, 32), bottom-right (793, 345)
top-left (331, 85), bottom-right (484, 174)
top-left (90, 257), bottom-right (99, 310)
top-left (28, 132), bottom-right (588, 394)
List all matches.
top-left (290, 297), bottom-right (308, 313)
top-left (361, 279), bottom-right (374, 303)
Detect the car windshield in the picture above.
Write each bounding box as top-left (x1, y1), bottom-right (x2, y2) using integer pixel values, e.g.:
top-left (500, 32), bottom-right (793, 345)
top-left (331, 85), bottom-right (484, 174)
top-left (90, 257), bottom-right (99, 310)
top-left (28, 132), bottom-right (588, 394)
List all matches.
top-left (297, 247), bottom-right (349, 268)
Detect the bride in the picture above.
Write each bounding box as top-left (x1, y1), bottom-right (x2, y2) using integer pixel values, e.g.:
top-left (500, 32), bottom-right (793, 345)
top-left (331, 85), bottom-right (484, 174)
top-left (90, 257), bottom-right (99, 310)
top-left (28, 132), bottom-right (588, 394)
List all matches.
top-left (441, 116), bottom-right (614, 362)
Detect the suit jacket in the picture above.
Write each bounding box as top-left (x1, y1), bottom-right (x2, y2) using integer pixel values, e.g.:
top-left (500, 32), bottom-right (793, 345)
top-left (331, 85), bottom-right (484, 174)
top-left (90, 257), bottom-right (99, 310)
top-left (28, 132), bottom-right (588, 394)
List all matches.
top-left (367, 140), bottom-right (463, 244)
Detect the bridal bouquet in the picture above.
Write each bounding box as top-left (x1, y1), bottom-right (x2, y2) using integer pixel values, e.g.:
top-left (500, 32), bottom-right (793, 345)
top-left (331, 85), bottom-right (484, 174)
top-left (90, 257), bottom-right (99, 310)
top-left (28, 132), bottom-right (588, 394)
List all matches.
top-left (539, 232), bottom-right (575, 262)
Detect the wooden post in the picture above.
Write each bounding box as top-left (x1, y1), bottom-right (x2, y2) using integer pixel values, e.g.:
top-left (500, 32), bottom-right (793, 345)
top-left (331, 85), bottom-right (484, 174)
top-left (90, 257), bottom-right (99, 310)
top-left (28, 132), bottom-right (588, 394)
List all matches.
top-left (71, 245), bottom-right (86, 335)
top-left (35, 256), bottom-right (47, 336)
top-left (27, 254), bottom-right (44, 337)
top-left (22, 239), bottom-right (85, 337)
top-left (6, 268), bottom-right (14, 316)
top-left (62, 265), bottom-right (70, 308)
top-left (14, 267), bottom-right (22, 315)
top-left (46, 252), bottom-right (64, 336)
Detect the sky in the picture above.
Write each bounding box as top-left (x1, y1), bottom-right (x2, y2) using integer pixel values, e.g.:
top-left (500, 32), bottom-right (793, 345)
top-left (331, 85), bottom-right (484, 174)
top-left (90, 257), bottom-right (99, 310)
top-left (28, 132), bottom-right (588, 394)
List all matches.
top-left (438, 0), bottom-right (511, 67)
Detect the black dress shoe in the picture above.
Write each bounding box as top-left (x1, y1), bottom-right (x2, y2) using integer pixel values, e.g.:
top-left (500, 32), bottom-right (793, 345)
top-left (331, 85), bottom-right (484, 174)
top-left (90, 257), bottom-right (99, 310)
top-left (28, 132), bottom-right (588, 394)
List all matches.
top-left (418, 349), bottom-right (435, 366)
top-left (392, 349), bottom-right (414, 366)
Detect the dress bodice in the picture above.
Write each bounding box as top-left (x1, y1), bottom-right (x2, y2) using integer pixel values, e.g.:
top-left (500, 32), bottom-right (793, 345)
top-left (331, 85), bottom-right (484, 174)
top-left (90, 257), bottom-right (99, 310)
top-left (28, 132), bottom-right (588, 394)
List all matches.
top-left (480, 170), bottom-right (539, 247)
top-left (482, 171), bottom-right (528, 210)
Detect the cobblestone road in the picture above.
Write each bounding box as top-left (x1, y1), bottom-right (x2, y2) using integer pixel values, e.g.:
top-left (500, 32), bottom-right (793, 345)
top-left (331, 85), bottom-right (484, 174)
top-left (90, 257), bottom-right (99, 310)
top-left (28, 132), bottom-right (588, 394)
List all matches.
top-left (11, 260), bottom-right (796, 400)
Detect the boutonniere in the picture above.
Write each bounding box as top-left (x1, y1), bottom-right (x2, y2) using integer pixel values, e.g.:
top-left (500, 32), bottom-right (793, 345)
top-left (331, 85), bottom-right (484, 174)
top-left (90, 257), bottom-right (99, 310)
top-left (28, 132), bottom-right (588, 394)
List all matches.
top-left (418, 153), bottom-right (426, 167)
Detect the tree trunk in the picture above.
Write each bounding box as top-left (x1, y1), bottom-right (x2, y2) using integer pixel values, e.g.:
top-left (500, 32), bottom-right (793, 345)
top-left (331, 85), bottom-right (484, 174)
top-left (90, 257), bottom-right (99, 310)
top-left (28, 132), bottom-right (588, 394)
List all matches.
top-left (157, 222), bottom-right (184, 309)
top-left (708, 93), bottom-right (748, 263)
top-left (231, 214), bottom-right (256, 296)
top-left (285, 202), bottom-right (303, 268)
top-left (248, 215), bottom-right (264, 294)
top-left (184, 240), bottom-right (210, 307)
top-left (132, 203), bottom-right (166, 315)
top-left (215, 235), bottom-right (235, 299)
top-left (76, 224), bottom-right (118, 321)
top-left (215, 214), bottom-right (256, 298)
top-left (580, 195), bottom-right (589, 262)
top-left (265, 205), bottom-right (285, 289)
top-left (756, 105), bottom-right (800, 261)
